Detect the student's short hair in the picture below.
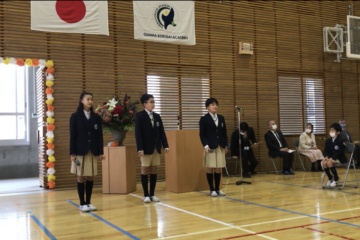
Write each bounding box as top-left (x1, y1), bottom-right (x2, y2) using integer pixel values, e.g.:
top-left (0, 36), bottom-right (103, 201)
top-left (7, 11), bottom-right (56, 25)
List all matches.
top-left (240, 122), bottom-right (249, 131)
top-left (267, 120), bottom-right (275, 126)
top-left (330, 123), bottom-right (342, 132)
top-left (339, 119), bottom-right (345, 124)
top-left (140, 94), bottom-right (154, 105)
top-left (205, 98), bottom-right (218, 108)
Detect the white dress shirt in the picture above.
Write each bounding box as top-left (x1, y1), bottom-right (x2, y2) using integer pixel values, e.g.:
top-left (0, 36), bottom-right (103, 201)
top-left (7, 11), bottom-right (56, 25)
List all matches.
top-left (84, 110), bottom-right (91, 120)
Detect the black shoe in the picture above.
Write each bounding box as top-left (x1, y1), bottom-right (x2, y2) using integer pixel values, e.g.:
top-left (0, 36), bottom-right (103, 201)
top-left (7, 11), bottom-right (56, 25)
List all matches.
top-left (282, 171), bottom-right (291, 175)
top-left (289, 171), bottom-right (295, 175)
top-left (243, 172), bottom-right (251, 178)
top-left (355, 165), bottom-right (360, 169)
top-left (251, 171), bottom-right (257, 175)
top-left (311, 167), bottom-right (317, 172)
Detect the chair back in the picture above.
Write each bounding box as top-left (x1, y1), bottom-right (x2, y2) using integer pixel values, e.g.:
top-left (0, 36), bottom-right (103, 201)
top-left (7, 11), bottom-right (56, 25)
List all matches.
top-left (346, 143), bottom-right (355, 154)
top-left (294, 140), bottom-right (299, 148)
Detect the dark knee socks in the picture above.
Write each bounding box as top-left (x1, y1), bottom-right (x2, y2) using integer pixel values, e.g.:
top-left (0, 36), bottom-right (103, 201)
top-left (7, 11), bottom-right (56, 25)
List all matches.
top-left (150, 174), bottom-right (157, 197)
top-left (206, 173), bottom-right (214, 191)
top-left (141, 174), bottom-right (149, 197)
top-left (85, 180), bottom-right (94, 205)
top-left (317, 160), bottom-right (322, 170)
top-left (324, 168), bottom-right (333, 180)
top-left (214, 173), bottom-right (221, 191)
top-left (330, 167), bottom-right (339, 181)
top-left (77, 182), bottom-right (85, 206)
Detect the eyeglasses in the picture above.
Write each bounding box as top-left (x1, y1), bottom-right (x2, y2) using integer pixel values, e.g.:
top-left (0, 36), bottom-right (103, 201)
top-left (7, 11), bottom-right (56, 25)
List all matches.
top-left (146, 101), bottom-right (155, 104)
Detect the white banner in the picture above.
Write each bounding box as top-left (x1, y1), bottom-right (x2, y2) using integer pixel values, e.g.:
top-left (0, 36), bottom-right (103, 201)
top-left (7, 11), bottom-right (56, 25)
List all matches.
top-left (31, 1), bottom-right (109, 36)
top-left (133, 1), bottom-right (196, 45)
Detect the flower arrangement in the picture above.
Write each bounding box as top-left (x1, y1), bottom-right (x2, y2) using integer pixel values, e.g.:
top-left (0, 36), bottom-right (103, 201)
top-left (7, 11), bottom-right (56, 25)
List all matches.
top-left (95, 94), bottom-right (138, 133)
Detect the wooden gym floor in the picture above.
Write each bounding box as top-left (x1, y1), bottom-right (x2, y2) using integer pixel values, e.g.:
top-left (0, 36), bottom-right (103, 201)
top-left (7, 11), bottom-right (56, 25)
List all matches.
top-left (1, 169), bottom-right (360, 240)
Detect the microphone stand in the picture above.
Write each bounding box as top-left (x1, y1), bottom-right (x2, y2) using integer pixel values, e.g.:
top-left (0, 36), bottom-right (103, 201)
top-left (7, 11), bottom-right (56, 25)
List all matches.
top-left (235, 107), bottom-right (251, 185)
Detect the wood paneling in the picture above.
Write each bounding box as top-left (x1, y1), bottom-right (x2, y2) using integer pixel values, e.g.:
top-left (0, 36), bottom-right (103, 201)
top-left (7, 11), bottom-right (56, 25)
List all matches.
top-left (3, 1), bottom-right (360, 187)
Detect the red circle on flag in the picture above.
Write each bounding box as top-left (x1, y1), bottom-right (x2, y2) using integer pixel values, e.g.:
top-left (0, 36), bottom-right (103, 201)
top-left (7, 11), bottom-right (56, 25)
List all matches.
top-left (55, 1), bottom-right (86, 24)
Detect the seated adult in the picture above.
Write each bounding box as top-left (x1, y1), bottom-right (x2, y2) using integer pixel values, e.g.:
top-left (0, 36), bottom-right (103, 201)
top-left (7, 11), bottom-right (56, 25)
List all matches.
top-left (298, 123), bottom-right (324, 171)
top-left (231, 122), bottom-right (259, 178)
top-left (264, 120), bottom-right (294, 175)
top-left (322, 123), bottom-right (347, 187)
top-left (339, 119), bottom-right (360, 168)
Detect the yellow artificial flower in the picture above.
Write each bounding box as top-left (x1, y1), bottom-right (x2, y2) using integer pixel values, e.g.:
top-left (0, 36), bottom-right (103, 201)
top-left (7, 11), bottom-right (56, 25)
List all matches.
top-left (3, 57), bottom-right (10, 65)
top-left (46, 99), bottom-right (54, 105)
top-left (46, 137), bottom-right (54, 143)
top-left (47, 117), bottom-right (55, 124)
top-left (108, 107), bottom-right (114, 111)
top-left (46, 60), bottom-right (54, 68)
top-left (25, 59), bottom-right (33, 67)
top-left (48, 175), bottom-right (56, 181)
top-left (46, 80), bottom-right (54, 87)
top-left (48, 156), bottom-right (56, 162)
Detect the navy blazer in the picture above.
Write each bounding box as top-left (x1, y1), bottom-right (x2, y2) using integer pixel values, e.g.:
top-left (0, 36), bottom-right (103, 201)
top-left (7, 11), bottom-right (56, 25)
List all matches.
top-left (69, 112), bottom-right (104, 156)
top-left (199, 113), bottom-right (228, 149)
top-left (264, 130), bottom-right (289, 157)
top-left (231, 127), bottom-right (257, 156)
top-left (323, 136), bottom-right (347, 163)
top-left (135, 110), bottom-right (169, 155)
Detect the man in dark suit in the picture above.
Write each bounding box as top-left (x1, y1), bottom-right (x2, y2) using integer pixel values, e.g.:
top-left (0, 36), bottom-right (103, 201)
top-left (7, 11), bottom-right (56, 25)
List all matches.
top-left (135, 94), bottom-right (169, 203)
top-left (339, 119), bottom-right (360, 168)
top-left (264, 120), bottom-right (295, 175)
top-left (231, 122), bottom-right (258, 178)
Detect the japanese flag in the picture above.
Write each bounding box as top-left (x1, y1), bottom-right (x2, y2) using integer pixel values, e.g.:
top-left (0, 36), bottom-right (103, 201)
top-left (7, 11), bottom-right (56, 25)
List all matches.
top-left (31, 1), bottom-right (109, 36)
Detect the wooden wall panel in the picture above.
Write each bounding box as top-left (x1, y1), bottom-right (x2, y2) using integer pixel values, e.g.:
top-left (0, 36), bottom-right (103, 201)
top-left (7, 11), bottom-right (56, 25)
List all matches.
top-left (2, 1), bottom-right (360, 187)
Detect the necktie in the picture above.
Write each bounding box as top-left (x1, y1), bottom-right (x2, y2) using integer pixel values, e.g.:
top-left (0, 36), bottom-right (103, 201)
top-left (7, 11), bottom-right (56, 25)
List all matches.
top-left (273, 132), bottom-right (282, 147)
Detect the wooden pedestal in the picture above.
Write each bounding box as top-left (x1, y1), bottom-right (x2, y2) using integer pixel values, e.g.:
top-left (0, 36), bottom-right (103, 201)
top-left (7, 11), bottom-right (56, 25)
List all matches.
top-left (165, 130), bottom-right (222, 193)
top-left (102, 146), bottom-right (136, 194)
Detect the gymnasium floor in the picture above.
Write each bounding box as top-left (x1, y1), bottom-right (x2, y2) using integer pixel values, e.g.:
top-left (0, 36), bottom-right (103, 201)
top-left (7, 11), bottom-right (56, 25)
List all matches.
top-left (1, 169), bottom-right (359, 240)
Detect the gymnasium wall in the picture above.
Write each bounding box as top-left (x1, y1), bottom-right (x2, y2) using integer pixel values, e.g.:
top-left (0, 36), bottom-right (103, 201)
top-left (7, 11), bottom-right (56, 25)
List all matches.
top-left (1, 1), bottom-right (359, 187)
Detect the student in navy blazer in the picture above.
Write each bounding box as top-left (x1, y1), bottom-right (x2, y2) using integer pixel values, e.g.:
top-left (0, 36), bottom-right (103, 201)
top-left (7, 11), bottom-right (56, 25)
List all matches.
top-left (199, 98), bottom-right (228, 197)
top-left (322, 123), bottom-right (347, 188)
top-left (135, 94), bottom-right (169, 203)
top-left (69, 92), bottom-right (105, 212)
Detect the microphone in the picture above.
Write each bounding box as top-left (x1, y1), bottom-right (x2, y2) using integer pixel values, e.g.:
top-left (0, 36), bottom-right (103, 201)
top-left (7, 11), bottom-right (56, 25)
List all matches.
top-left (235, 106), bottom-right (243, 110)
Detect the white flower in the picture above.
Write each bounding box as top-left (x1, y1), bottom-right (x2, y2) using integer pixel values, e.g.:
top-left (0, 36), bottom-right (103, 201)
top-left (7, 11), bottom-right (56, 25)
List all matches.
top-left (46, 74), bottom-right (54, 81)
top-left (39, 59), bottom-right (46, 68)
top-left (107, 98), bottom-right (118, 108)
top-left (46, 149), bottom-right (54, 156)
top-left (47, 168), bottom-right (55, 175)
top-left (46, 111), bottom-right (54, 117)
top-left (0, 57), bottom-right (3, 64)
top-left (10, 57), bottom-right (17, 64)
top-left (46, 131), bottom-right (54, 138)
top-left (47, 94), bottom-right (54, 100)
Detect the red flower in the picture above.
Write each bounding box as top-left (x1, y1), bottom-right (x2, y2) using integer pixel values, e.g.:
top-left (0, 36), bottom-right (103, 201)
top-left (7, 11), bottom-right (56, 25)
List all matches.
top-left (112, 105), bottom-right (123, 115)
top-left (127, 96), bottom-right (131, 99)
top-left (129, 110), bottom-right (133, 114)
top-left (103, 102), bottom-right (107, 105)
top-left (102, 106), bottom-right (106, 109)
top-left (125, 101), bottom-right (129, 105)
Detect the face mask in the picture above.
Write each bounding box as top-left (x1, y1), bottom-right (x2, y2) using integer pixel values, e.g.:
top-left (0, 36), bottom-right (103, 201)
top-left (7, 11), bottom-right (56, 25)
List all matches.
top-left (272, 124), bottom-right (277, 130)
top-left (305, 129), bottom-right (312, 133)
top-left (340, 124), bottom-right (346, 128)
top-left (329, 132), bottom-right (336, 138)
top-left (240, 132), bottom-right (245, 135)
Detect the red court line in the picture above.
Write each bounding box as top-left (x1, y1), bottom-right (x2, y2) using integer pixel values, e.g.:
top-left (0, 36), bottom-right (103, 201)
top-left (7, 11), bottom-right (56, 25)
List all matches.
top-left (218, 215), bottom-right (360, 240)
top-left (305, 227), bottom-right (354, 240)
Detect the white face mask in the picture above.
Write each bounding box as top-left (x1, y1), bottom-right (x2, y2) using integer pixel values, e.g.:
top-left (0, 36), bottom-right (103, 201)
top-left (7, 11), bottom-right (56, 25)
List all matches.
top-left (329, 132), bottom-right (336, 138)
top-left (240, 132), bottom-right (245, 135)
top-left (305, 129), bottom-right (312, 133)
top-left (272, 124), bottom-right (277, 130)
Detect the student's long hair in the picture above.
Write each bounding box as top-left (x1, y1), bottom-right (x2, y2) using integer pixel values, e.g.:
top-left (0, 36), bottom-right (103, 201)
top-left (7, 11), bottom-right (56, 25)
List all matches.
top-left (76, 92), bottom-right (94, 116)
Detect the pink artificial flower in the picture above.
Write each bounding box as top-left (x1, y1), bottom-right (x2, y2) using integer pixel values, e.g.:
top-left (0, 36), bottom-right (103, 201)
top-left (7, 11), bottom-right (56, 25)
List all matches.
top-left (125, 101), bottom-right (129, 105)
top-left (129, 110), bottom-right (133, 114)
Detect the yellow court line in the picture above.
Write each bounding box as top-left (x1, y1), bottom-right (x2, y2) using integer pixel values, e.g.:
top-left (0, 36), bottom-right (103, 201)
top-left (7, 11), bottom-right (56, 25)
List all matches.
top-left (13, 200), bottom-right (50, 240)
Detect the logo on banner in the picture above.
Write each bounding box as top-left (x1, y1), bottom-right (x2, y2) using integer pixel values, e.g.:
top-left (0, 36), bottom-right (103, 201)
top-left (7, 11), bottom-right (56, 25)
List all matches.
top-left (154, 3), bottom-right (178, 30)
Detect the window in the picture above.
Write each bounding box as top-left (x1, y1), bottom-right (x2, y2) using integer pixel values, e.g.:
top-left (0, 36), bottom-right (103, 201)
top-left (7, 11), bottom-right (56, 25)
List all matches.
top-left (279, 76), bottom-right (325, 135)
top-left (0, 64), bottom-right (29, 145)
top-left (147, 65), bottom-right (210, 130)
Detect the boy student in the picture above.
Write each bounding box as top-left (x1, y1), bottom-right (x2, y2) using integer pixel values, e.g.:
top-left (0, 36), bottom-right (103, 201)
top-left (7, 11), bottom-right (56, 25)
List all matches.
top-left (135, 94), bottom-right (169, 203)
top-left (322, 123), bottom-right (347, 188)
top-left (199, 98), bottom-right (228, 197)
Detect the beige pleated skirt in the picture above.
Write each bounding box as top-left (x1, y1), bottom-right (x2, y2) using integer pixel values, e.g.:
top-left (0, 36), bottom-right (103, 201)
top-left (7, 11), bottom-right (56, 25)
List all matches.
top-left (70, 151), bottom-right (98, 176)
top-left (203, 146), bottom-right (226, 168)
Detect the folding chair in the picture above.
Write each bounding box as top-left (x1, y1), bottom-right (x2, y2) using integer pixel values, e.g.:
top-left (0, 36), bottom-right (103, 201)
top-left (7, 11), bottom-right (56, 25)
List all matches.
top-left (293, 140), bottom-right (308, 171)
top-left (321, 143), bottom-right (359, 190)
top-left (224, 143), bottom-right (238, 176)
top-left (266, 155), bottom-right (282, 174)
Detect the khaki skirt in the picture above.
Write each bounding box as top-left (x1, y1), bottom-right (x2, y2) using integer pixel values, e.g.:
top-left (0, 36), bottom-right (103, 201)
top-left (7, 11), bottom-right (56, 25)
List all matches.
top-left (71, 151), bottom-right (98, 176)
top-left (203, 146), bottom-right (226, 168)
